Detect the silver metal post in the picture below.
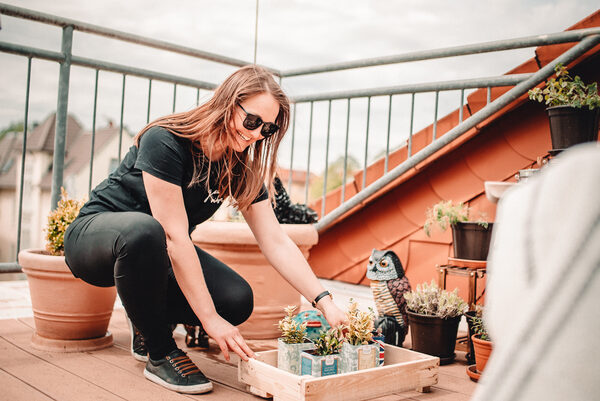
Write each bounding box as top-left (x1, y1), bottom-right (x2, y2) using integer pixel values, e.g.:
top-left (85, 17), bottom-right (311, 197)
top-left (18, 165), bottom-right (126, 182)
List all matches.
top-left (487, 87), bottom-right (491, 104)
top-left (172, 83), bottom-right (177, 113)
top-left (459, 89), bottom-right (465, 123)
top-left (362, 96), bottom-right (371, 190)
top-left (321, 100), bottom-right (332, 216)
top-left (408, 93), bottom-right (415, 157)
top-left (288, 104), bottom-right (297, 195)
top-left (341, 99), bottom-right (351, 203)
top-left (88, 69), bottom-right (99, 194)
top-left (146, 79), bottom-right (152, 123)
top-left (16, 57), bottom-right (32, 260)
top-left (305, 101), bottom-right (314, 204)
top-left (50, 25), bottom-right (73, 209)
top-left (118, 74), bottom-right (126, 162)
top-left (384, 95), bottom-right (392, 174)
top-left (433, 91), bottom-right (439, 141)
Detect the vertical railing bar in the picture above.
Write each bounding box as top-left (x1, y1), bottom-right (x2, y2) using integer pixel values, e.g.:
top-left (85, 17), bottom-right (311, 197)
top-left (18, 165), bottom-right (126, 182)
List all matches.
top-left (172, 83), bottom-right (177, 113)
top-left (408, 93), bottom-right (415, 157)
top-left (487, 86), bottom-right (492, 104)
top-left (288, 103), bottom-right (297, 196)
top-left (362, 96), bottom-right (371, 190)
top-left (146, 79), bottom-right (152, 123)
top-left (432, 91), bottom-right (439, 141)
top-left (88, 69), bottom-right (99, 194)
top-left (51, 25), bottom-right (73, 209)
top-left (321, 100), bottom-right (332, 217)
top-left (16, 57), bottom-right (32, 258)
top-left (196, 88), bottom-right (200, 107)
top-left (118, 74), bottom-right (126, 163)
top-left (459, 89), bottom-right (464, 123)
top-left (384, 95), bottom-right (392, 174)
top-left (304, 101), bottom-right (314, 204)
top-left (341, 98), bottom-right (350, 203)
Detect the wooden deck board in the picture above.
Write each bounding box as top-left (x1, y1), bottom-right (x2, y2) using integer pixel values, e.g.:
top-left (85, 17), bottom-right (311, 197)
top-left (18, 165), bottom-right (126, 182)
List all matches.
top-left (0, 308), bottom-right (477, 401)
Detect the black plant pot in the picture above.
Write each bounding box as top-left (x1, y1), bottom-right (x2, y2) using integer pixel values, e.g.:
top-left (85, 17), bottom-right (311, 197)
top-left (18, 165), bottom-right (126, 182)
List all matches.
top-left (451, 222), bottom-right (494, 261)
top-left (407, 311), bottom-right (461, 365)
top-left (547, 106), bottom-right (600, 150)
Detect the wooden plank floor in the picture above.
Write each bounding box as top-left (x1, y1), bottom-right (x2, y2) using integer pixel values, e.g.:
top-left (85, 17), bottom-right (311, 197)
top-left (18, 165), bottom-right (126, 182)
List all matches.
top-left (0, 309), bottom-right (477, 401)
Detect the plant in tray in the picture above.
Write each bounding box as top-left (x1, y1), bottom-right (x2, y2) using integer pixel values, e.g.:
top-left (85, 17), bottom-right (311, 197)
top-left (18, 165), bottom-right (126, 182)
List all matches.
top-left (528, 63), bottom-right (600, 150)
top-left (300, 327), bottom-right (344, 377)
top-left (424, 200), bottom-right (493, 261)
top-left (404, 281), bottom-right (468, 364)
top-left (340, 300), bottom-right (380, 372)
top-left (277, 305), bottom-right (315, 374)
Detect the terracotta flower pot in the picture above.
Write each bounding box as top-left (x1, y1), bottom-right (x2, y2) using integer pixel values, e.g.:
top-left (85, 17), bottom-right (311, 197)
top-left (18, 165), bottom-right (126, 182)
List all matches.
top-left (191, 221), bottom-right (318, 339)
top-left (471, 335), bottom-right (493, 373)
top-left (18, 249), bottom-right (117, 352)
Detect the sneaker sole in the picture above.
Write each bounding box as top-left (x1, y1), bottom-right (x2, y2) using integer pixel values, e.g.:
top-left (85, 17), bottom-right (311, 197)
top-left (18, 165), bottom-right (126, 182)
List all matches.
top-left (143, 369), bottom-right (213, 394)
top-left (127, 317), bottom-right (148, 362)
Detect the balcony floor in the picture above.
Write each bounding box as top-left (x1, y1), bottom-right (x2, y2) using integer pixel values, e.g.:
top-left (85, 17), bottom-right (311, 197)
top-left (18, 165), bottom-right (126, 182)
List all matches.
top-left (0, 278), bottom-right (477, 401)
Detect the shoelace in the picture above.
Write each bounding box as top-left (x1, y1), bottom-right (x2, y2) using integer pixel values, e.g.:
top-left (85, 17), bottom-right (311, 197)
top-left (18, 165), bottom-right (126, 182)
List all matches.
top-left (167, 355), bottom-right (201, 377)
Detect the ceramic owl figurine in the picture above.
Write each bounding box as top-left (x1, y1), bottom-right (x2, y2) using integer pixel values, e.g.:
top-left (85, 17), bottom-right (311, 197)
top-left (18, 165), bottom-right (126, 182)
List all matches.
top-left (366, 249), bottom-right (411, 346)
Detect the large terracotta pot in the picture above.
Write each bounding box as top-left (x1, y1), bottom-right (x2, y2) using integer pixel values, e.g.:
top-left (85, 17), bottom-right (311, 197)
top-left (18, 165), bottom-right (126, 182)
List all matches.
top-left (18, 249), bottom-right (117, 352)
top-left (191, 221), bottom-right (318, 339)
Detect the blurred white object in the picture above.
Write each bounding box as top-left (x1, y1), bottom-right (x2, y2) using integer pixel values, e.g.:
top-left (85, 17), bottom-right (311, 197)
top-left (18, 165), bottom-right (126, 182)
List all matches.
top-left (472, 143), bottom-right (600, 401)
top-left (484, 181), bottom-right (515, 204)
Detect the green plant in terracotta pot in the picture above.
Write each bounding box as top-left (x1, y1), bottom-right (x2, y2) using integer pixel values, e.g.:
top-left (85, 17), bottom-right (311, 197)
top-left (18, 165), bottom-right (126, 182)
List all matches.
top-left (528, 63), bottom-right (600, 151)
top-left (469, 311), bottom-right (493, 375)
top-left (277, 305), bottom-right (315, 375)
top-left (18, 188), bottom-right (117, 352)
top-left (424, 200), bottom-right (493, 261)
top-left (404, 280), bottom-right (468, 364)
top-left (340, 300), bottom-right (379, 373)
top-left (300, 327), bottom-right (344, 377)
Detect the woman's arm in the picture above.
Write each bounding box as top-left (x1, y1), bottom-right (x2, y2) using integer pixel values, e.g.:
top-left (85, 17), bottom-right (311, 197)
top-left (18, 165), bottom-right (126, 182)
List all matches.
top-left (143, 172), bottom-right (255, 361)
top-left (242, 199), bottom-right (348, 328)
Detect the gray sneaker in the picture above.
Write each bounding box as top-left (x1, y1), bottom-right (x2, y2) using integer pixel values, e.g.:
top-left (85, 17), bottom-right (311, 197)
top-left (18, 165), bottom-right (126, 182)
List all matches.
top-left (144, 349), bottom-right (213, 394)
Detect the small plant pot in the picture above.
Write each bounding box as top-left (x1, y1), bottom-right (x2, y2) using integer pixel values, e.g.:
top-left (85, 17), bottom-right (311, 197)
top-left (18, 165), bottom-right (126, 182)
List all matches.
top-left (300, 350), bottom-right (340, 377)
top-left (547, 106), bottom-right (600, 150)
top-left (277, 338), bottom-right (315, 375)
top-left (464, 311), bottom-right (477, 365)
top-left (407, 311), bottom-right (461, 365)
top-left (339, 342), bottom-right (379, 373)
top-left (471, 335), bottom-right (493, 374)
top-left (451, 222), bottom-right (494, 261)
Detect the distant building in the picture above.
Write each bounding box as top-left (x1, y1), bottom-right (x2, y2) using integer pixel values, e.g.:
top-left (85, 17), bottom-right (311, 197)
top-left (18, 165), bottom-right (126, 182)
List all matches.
top-left (0, 113), bottom-right (132, 261)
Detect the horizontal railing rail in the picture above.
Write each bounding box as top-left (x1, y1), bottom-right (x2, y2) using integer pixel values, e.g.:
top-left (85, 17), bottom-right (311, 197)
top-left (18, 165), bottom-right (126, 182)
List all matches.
top-left (282, 27), bottom-right (600, 77)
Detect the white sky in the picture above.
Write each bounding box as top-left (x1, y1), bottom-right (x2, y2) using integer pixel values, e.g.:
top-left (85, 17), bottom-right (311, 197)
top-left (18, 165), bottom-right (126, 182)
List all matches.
top-left (1, 0), bottom-right (598, 173)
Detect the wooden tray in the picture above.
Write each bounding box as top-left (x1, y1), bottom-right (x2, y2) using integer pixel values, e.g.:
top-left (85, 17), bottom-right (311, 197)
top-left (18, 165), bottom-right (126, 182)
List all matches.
top-left (238, 344), bottom-right (439, 401)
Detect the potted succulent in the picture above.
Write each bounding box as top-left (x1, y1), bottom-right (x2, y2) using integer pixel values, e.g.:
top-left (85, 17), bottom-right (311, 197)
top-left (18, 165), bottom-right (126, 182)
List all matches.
top-left (277, 305), bottom-right (315, 375)
top-left (424, 200), bottom-right (493, 261)
top-left (528, 63), bottom-right (600, 151)
top-left (340, 300), bottom-right (379, 373)
top-left (404, 280), bottom-right (468, 364)
top-left (18, 188), bottom-right (117, 352)
top-left (300, 327), bottom-right (344, 377)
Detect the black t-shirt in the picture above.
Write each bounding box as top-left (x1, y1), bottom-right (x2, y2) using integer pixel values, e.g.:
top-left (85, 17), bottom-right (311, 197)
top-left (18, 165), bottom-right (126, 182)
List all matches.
top-left (79, 126), bottom-right (267, 229)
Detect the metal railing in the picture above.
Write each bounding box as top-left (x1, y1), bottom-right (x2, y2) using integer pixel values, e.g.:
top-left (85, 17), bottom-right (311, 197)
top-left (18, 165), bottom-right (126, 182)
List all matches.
top-left (1, 2), bottom-right (599, 272)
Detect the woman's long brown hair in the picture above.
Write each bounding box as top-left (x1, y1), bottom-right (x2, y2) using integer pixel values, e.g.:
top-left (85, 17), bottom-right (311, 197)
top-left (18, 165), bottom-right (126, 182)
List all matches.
top-left (134, 65), bottom-right (290, 211)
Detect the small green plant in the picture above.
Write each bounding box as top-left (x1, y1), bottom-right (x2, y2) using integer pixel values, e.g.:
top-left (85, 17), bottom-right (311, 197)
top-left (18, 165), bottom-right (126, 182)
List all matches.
top-left (345, 300), bottom-right (375, 346)
top-left (424, 200), bottom-right (488, 237)
top-left (45, 188), bottom-right (85, 256)
top-left (469, 305), bottom-right (491, 341)
top-left (314, 327), bottom-right (344, 356)
top-left (277, 305), bottom-right (308, 344)
top-left (528, 63), bottom-right (600, 109)
top-left (404, 280), bottom-right (468, 319)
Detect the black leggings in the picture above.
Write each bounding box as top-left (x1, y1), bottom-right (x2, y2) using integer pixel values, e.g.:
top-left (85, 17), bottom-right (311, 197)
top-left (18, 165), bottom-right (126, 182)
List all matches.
top-left (64, 211), bottom-right (253, 360)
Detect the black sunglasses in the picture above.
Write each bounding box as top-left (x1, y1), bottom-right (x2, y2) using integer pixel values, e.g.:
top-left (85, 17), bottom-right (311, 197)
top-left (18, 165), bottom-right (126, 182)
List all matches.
top-left (238, 104), bottom-right (279, 138)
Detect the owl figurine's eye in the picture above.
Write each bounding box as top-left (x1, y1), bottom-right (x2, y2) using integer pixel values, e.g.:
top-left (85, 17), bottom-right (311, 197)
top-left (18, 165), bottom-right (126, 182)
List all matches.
top-left (380, 260), bottom-right (389, 268)
top-left (368, 259), bottom-right (373, 265)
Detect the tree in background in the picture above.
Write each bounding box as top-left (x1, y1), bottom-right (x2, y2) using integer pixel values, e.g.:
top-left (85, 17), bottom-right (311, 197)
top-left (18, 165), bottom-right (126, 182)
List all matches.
top-left (309, 155), bottom-right (360, 201)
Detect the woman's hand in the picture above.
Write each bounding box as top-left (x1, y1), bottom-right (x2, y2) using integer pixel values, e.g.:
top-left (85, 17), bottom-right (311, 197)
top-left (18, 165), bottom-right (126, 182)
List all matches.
top-left (318, 298), bottom-right (349, 329)
top-left (202, 314), bottom-right (255, 362)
